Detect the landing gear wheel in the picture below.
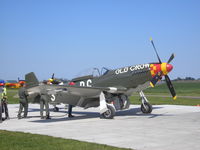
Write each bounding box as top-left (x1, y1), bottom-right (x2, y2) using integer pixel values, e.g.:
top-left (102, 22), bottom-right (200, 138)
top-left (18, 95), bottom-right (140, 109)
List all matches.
top-left (101, 105), bottom-right (115, 119)
top-left (141, 102), bottom-right (152, 114)
top-left (53, 107), bottom-right (59, 112)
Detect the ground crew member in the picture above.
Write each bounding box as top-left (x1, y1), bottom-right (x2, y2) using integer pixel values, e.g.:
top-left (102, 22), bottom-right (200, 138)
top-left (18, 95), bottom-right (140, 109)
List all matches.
top-left (68, 82), bottom-right (75, 118)
top-left (0, 86), bottom-right (3, 123)
top-left (40, 81), bottom-right (51, 119)
top-left (0, 102), bottom-right (2, 123)
top-left (1, 85), bottom-right (9, 120)
top-left (18, 84), bottom-right (29, 119)
top-left (68, 104), bottom-right (74, 118)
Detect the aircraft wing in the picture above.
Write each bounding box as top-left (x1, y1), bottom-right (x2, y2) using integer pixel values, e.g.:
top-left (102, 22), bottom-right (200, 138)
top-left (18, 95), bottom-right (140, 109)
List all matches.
top-left (45, 84), bottom-right (127, 97)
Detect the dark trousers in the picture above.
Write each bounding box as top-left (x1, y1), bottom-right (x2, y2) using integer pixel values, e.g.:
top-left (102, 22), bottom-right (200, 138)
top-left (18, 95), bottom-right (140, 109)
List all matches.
top-left (0, 102), bottom-right (2, 122)
top-left (40, 99), bottom-right (50, 117)
top-left (1, 100), bottom-right (9, 119)
top-left (68, 105), bottom-right (73, 116)
top-left (18, 99), bottom-right (28, 118)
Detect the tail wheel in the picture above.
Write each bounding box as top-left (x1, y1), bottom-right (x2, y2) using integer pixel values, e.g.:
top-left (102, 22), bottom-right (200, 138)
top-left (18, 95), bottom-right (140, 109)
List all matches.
top-left (141, 102), bottom-right (152, 114)
top-left (101, 105), bottom-right (115, 119)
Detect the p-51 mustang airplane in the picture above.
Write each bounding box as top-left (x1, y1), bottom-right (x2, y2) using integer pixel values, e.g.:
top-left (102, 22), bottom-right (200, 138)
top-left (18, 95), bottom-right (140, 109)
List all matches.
top-left (25, 39), bottom-right (176, 119)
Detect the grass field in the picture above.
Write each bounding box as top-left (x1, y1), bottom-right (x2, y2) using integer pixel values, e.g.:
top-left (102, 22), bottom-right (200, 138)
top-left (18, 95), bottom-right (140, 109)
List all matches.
top-left (144, 80), bottom-right (200, 96)
top-left (0, 130), bottom-right (130, 150)
top-left (6, 88), bottom-right (19, 104)
top-left (129, 81), bottom-right (200, 106)
top-left (130, 95), bottom-right (200, 106)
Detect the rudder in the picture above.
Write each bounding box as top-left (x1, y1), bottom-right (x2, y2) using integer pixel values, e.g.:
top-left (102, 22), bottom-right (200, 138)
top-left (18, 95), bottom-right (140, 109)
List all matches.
top-left (25, 72), bottom-right (39, 88)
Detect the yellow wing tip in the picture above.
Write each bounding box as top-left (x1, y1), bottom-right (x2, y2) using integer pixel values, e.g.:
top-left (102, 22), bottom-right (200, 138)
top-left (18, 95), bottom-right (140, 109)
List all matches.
top-left (150, 82), bottom-right (154, 87)
top-left (173, 96), bottom-right (177, 100)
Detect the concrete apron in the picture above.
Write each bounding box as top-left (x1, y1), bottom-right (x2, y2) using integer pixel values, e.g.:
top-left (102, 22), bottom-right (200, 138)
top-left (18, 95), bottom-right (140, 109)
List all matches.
top-left (0, 104), bottom-right (200, 150)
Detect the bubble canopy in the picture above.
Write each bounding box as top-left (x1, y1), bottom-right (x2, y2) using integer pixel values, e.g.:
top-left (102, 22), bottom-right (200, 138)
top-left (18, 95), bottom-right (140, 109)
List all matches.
top-left (75, 67), bottom-right (110, 78)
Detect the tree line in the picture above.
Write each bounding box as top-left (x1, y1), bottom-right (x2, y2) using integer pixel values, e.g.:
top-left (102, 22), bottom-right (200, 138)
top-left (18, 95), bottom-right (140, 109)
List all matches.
top-left (173, 77), bottom-right (200, 81)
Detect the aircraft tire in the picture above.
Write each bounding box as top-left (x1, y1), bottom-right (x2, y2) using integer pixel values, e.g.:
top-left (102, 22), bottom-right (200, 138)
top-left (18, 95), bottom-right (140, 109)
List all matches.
top-left (101, 105), bottom-right (115, 119)
top-left (53, 107), bottom-right (59, 112)
top-left (141, 102), bottom-right (152, 114)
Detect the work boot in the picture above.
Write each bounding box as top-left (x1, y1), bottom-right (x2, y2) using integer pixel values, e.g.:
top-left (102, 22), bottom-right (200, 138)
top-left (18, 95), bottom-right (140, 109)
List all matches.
top-left (45, 115), bottom-right (51, 119)
top-left (18, 115), bottom-right (22, 119)
top-left (68, 114), bottom-right (74, 118)
top-left (5, 116), bottom-right (10, 120)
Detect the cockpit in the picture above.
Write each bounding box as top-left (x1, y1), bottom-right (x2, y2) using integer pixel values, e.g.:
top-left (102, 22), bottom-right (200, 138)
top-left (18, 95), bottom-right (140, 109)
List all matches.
top-left (75, 67), bottom-right (110, 78)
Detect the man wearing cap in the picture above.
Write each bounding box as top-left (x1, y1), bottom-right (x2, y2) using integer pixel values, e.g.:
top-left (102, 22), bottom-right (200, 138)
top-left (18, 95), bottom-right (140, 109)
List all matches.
top-left (40, 81), bottom-right (51, 119)
top-left (18, 83), bottom-right (29, 119)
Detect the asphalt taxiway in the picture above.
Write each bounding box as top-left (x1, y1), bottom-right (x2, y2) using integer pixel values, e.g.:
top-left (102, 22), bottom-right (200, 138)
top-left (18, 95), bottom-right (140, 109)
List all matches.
top-left (1, 104), bottom-right (200, 150)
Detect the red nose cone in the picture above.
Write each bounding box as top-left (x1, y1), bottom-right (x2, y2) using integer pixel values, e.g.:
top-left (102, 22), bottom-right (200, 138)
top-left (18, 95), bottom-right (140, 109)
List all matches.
top-left (166, 64), bottom-right (173, 73)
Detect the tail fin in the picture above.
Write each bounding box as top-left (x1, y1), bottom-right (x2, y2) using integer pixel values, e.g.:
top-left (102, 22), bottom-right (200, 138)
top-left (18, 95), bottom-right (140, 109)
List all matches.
top-left (25, 72), bottom-right (39, 88)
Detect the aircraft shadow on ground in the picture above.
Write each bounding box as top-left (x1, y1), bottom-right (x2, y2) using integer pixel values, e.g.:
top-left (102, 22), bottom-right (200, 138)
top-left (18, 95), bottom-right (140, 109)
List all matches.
top-left (29, 106), bottom-right (171, 123)
top-left (115, 106), bottom-right (172, 118)
top-left (30, 111), bottom-right (99, 123)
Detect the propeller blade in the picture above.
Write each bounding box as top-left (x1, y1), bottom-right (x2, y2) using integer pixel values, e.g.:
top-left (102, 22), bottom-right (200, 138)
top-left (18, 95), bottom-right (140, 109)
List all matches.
top-left (150, 37), bottom-right (162, 64)
top-left (167, 53), bottom-right (175, 63)
top-left (150, 72), bottom-right (162, 87)
top-left (165, 75), bottom-right (177, 100)
top-left (51, 73), bottom-right (55, 79)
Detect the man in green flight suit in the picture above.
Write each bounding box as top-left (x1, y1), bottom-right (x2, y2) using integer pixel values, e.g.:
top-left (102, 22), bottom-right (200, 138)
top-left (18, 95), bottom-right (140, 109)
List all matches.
top-left (40, 81), bottom-right (51, 119)
top-left (18, 83), bottom-right (29, 119)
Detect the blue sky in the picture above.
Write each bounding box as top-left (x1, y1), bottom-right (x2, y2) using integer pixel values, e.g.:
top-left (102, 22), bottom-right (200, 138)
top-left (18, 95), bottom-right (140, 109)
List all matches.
top-left (1, 0), bottom-right (200, 80)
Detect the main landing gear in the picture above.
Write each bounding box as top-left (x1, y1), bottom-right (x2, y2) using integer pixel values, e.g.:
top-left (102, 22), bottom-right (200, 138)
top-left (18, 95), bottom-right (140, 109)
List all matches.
top-left (99, 91), bottom-right (152, 119)
top-left (99, 92), bottom-right (116, 119)
top-left (139, 91), bottom-right (152, 114)
top-left (101, 105), bottom-right (116, 119)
